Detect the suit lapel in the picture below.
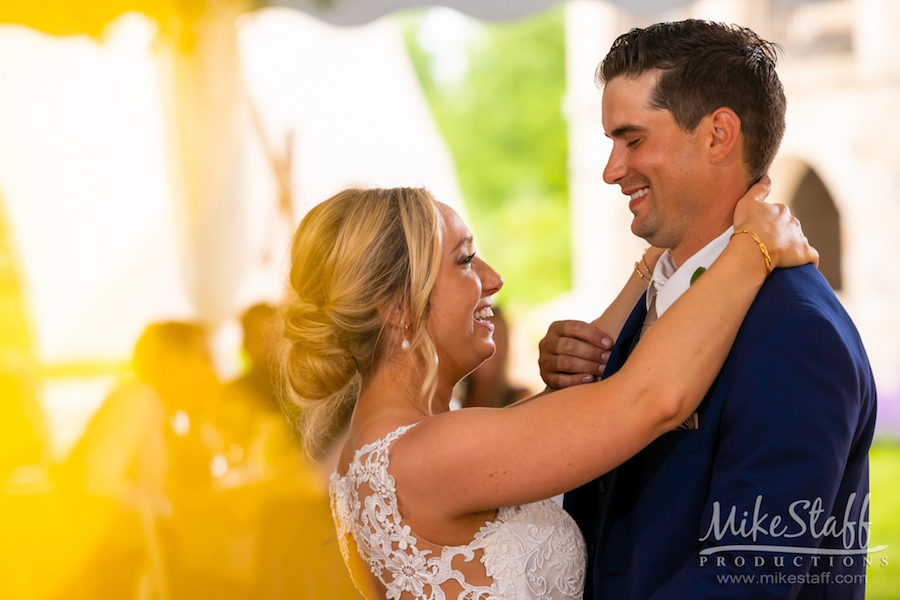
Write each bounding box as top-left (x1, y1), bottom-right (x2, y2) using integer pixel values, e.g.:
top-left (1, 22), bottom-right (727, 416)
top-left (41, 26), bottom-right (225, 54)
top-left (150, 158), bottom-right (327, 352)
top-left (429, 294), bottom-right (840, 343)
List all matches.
top-left (564, 293), bottom-right (648, 593)
top-left (603, 293), bottom-right (647, 380)
top-left (578, 294), bottom-right (649, 595)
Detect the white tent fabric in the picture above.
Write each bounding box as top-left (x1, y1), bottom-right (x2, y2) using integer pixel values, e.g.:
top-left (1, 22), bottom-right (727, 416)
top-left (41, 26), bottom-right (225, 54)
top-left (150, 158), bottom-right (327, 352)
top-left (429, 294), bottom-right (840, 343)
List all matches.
top-left (0, 8), bottom-right (467, 366)
top-left (0, 7), bottom-right (472, 454)
top-left (275, 0), bottom-right (824, 25)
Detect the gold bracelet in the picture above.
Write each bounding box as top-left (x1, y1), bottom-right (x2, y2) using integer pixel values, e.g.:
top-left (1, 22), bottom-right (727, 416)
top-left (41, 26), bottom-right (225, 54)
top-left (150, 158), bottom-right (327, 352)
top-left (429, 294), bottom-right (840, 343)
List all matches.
top-left (640, 256), bottom-right (653, 277)
top-left (634, 261), bottom-right (651, 282)
top-left (731, 229), bottom-right (773, 274)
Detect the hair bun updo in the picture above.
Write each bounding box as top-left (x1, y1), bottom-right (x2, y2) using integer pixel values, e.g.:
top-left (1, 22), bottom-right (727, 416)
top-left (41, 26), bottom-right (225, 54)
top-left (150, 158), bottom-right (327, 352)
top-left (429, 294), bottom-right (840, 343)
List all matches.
top-left (283, 299), bottom-right (358, 402)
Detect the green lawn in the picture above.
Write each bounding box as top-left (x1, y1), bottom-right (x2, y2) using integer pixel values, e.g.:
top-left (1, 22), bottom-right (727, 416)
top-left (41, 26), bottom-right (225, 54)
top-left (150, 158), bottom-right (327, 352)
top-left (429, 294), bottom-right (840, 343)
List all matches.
top-left (866, 440), bottom-right (900, 599)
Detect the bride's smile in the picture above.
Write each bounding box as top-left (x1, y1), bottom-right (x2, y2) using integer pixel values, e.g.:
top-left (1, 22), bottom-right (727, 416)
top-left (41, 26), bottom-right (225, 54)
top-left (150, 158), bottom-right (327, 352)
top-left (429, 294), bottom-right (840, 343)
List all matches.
top-left (426, 202), bottom-right (503, 390)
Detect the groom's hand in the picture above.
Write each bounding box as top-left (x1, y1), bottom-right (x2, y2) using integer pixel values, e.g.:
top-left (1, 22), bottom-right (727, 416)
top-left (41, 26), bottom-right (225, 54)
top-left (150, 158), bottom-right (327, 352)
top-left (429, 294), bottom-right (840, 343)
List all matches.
top-left (538, 320), bottom-right (612, 389)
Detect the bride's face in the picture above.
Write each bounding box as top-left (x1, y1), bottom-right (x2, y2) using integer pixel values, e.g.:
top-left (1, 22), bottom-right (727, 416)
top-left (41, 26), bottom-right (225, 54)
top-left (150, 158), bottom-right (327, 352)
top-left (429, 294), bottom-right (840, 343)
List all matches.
top-left (427, 203), bottom-right (503, 383)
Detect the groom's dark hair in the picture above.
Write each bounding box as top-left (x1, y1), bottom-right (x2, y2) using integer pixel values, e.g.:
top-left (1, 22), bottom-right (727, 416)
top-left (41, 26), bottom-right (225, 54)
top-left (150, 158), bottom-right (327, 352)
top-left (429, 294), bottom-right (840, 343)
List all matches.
top-left (597, 19), bottom-right (786, 184)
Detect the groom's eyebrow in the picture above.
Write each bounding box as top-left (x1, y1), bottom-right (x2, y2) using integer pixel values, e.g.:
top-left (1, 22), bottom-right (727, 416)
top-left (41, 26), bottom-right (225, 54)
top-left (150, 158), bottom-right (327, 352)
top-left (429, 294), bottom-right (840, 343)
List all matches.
top-left (608, 124), bottom-right (646, 138)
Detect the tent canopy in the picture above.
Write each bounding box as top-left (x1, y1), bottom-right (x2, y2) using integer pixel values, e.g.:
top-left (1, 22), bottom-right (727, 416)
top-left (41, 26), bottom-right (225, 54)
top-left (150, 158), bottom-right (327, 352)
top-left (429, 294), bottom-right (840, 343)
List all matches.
top-left (277, 0), bottom-right (826, 25)
top-left (1, 0), bottom-right (829, 37)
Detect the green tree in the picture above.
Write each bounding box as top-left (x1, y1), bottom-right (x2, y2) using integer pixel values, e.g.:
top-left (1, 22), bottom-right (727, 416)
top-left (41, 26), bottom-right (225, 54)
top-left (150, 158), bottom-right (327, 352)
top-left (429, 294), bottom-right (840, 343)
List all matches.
top-left (402, 6), bottom-right (570, 309)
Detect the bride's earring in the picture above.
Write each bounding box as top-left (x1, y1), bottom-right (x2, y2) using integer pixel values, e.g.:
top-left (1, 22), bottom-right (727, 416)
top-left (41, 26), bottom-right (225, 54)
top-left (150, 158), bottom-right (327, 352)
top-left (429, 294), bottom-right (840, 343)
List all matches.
top-left (401, 324), bottom-right (410, 351)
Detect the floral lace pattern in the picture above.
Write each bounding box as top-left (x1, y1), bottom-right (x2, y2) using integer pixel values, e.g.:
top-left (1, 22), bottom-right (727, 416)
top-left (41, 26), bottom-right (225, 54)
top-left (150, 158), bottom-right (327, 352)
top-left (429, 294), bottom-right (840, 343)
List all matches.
top-left (329, 424), bottom-right (586, 600)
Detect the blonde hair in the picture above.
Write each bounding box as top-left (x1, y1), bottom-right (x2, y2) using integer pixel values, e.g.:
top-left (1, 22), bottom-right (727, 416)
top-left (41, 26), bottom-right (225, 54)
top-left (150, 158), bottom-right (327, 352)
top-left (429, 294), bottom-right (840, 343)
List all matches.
top-left (282, 188), bottom-right (444, 457)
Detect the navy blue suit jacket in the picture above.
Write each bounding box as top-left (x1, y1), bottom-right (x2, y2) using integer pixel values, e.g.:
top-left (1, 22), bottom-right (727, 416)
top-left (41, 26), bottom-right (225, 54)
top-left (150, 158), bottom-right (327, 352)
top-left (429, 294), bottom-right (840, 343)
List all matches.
top-left (564, 264), bottom-right (877, 599)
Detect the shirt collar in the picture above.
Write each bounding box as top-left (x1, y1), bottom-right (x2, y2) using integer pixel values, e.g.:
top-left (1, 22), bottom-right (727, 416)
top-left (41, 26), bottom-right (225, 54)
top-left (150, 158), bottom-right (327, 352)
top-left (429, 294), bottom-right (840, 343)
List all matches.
top-left (646, 226), bottom-right (734, 317)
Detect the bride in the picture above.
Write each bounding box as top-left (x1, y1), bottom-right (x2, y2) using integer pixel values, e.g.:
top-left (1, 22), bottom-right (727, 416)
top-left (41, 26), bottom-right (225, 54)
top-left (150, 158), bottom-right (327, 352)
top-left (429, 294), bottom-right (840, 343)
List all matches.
top-left (281, 184), bottom-right (815, 600)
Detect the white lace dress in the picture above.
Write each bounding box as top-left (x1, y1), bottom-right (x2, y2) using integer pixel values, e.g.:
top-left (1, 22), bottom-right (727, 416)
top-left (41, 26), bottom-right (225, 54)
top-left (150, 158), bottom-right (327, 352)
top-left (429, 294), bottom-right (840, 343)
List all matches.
top-left (329, 424), bottom-right (586, 600)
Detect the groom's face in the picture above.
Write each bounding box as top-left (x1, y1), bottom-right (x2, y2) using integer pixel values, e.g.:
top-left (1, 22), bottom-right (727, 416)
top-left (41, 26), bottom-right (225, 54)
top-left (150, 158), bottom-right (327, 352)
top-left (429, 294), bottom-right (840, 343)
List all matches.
top-left (601, 71), bottom-right (711, 253)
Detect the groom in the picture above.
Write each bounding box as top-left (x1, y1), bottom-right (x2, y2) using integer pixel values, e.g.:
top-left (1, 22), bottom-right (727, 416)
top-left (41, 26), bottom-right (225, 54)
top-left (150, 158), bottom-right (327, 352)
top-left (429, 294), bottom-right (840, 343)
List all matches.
top-left (540, 20), bottom-right (877, 599)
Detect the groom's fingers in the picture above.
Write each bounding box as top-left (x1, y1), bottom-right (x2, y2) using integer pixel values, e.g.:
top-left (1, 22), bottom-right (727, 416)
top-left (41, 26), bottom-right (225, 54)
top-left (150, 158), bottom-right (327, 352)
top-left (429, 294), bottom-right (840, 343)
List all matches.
top-left (542, 320), bottom-right (612, 353)
top-left (553, 372), bottom-right (602, 389)
top-left (541, 355), bottom-right (605, 389)
top-left (539, 320), bottom-right (613, 388)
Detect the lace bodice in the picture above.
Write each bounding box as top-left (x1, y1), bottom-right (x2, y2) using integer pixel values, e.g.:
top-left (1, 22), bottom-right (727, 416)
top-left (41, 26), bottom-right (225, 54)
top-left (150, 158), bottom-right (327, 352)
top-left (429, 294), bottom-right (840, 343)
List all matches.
top-left (329, 424), bottom-right (586, 600)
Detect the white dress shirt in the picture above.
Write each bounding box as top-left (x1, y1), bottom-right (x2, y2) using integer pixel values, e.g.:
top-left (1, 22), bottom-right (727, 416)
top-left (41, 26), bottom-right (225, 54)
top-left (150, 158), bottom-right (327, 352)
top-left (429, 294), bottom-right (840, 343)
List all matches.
top-left (647, 226), bottom-right (734, 316)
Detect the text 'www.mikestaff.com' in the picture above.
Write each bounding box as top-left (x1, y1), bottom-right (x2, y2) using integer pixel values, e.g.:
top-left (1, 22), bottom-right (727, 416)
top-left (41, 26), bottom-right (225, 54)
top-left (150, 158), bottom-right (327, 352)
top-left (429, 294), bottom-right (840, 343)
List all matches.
top-left (716, 573), bottom-right (867, 585)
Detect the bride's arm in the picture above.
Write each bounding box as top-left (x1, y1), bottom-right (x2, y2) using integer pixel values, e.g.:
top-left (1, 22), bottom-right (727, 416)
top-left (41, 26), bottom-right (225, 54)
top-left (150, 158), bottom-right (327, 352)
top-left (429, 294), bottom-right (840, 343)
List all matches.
top-left (591, 245), bottom-right (664, 341)
top-left (392, 184), bottom-right (817, 519)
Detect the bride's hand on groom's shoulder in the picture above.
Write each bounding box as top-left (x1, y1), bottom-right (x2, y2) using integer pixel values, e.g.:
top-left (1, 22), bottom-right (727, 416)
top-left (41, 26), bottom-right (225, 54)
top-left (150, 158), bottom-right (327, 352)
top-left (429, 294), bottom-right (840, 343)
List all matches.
top-left (733, 175), bottom-right (819, 270)
top-left (538, 320), bottom-right (613, 389)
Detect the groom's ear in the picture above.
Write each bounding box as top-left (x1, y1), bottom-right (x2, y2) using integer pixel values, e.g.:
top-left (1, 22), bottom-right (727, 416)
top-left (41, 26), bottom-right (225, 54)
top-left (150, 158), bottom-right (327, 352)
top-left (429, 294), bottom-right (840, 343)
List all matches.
top-left (706, 107), bottom-right (741, 165)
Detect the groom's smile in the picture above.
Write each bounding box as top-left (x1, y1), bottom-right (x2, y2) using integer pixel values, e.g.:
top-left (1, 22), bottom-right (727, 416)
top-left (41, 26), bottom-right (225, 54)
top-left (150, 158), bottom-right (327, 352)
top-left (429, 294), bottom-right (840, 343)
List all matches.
top-left (601, 70), bottom-right (720, 263)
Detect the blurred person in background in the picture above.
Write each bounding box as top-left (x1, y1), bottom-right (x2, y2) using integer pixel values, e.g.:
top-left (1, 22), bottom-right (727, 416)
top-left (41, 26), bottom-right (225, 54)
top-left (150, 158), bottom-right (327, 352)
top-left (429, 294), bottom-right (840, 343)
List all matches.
top-left (220, 302), bottom-right (365, 598)
top-left (0, 322), bottom-right (219, 599)
top-left (218, 303), bottom-right (297, 479)
top-left (71, 321), bottom-right (221, 598)
top-left (130, 321), bottom-right (222, 492)
top-left (50, 318), bottom-right (360, 599)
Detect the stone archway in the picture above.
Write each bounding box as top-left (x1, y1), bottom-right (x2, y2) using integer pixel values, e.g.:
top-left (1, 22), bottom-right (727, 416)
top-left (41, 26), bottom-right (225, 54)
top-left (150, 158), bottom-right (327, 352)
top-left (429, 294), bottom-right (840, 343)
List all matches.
top-left (789, 167), bottom-right (843, 290)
